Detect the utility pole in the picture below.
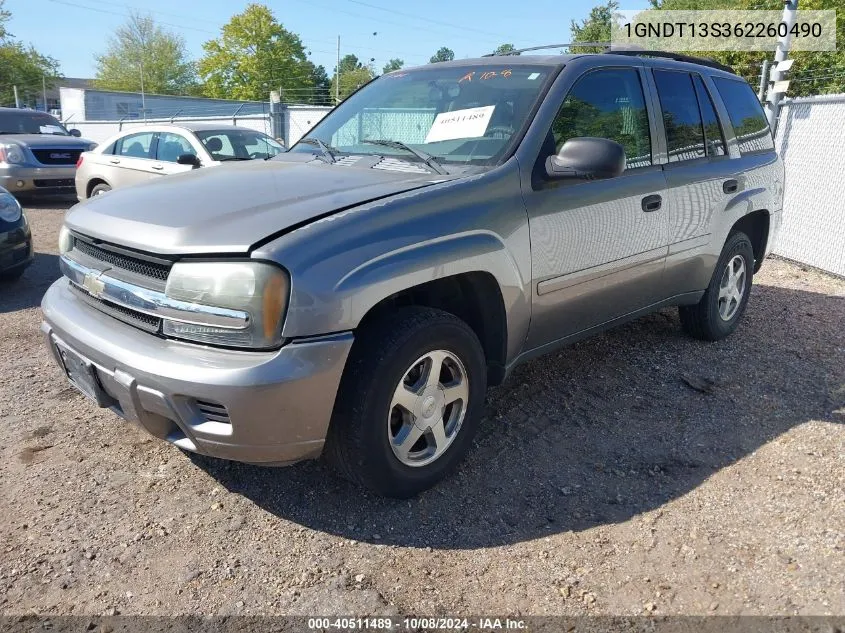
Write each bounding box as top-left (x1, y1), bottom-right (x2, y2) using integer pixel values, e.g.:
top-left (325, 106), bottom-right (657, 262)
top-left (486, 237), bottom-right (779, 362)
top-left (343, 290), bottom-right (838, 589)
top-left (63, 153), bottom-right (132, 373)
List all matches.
top-left (13, 85), bottom-right (20, 108)
top-left (765, 0), bottom-right (798, 132)
top-left (140, 57), bottom-right (146, 116)
top-left (757, 59), bottom-right (771, 101)
top-left (42, 76), bottom-right (48, 112)
top-left (335, 35), bottom-right (341, 104)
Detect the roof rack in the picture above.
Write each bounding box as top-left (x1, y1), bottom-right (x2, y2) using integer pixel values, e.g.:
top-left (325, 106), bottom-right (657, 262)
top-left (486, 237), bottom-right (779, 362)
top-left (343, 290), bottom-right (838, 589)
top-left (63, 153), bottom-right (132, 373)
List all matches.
top-left (483, 43), bottom-right (735, 74)
top-left (604, 50), bottom-right (735, 74)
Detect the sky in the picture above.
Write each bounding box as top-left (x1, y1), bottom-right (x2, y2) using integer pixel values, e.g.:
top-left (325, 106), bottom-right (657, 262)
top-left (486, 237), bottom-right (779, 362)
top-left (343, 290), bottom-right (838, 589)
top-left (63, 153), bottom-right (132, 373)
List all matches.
top-left (6, 0), bottom-right (651, 80)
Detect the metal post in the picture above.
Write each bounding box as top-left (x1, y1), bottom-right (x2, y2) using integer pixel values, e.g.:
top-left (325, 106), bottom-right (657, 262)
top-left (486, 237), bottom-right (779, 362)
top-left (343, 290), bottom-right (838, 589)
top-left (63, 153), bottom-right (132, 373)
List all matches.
top-left (232, 103), bottom-right (246, 127)
top-left (336, 35), bottom-right (341, 104)
top-left (765, 0), bottom-right (798, 131)
top-left (42, 76), bottom-right (48, 112)
top-left (13, 85), bottom-right (20, 108)
top-left (758, 59), bottom-right (771, 101)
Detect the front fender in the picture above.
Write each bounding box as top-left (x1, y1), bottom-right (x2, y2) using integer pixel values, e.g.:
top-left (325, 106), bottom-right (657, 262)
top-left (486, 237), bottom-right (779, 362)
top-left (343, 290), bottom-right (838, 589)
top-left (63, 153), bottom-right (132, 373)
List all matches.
top-left (253, 161), bottom-right (533, 364)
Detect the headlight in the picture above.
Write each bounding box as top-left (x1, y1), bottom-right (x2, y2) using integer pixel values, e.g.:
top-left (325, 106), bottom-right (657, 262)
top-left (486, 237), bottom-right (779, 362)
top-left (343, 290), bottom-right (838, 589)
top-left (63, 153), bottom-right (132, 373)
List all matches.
top-left (163, 261), bottom-right (289, 349)
top-left (0, 144), bottom-right (25, 164)
top-left (58, 225), bottom-right (73, 254)
top-left (0, 191), bottom-right (22, 222)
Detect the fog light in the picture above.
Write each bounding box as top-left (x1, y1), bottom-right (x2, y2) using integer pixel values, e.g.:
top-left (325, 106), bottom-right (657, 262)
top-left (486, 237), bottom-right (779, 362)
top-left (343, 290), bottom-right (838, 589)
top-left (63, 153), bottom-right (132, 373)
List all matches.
top-left (16, 180), bottom-right (24, 188)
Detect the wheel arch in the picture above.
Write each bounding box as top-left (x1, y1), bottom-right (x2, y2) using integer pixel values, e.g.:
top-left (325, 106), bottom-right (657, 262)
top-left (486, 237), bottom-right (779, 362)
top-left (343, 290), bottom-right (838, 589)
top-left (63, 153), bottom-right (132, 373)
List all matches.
top-left (86, 178), bottom-right (111, 198)
top-left (729, 208), bottom-right (770, 273)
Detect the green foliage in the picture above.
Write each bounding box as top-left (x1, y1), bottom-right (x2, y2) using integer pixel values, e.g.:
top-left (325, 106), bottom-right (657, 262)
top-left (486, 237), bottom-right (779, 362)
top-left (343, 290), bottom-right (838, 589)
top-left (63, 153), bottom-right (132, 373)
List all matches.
top-left (199, 3), bottom-right (317, 103)
top-left (646, 0), bottom-right (845, 97)
top-left (493, 43), bottom-right (518, 55)
top-left (331, 54), bottom-right (375, 101)
top-left (0, 0), bottom-right (61, 107)
top-left (382, 58), bottom-right (404, 74)
top-left (570, 1), bottom-right (619, 52)
top-left (429, 47), bottom-right (455, 63)
top-left (95, 13), bottom-right (197, 95)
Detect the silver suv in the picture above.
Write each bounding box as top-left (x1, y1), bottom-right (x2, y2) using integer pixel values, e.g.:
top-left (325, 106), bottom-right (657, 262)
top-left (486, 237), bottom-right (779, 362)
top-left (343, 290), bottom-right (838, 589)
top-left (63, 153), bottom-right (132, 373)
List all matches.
top-left (0, 108), bottom-right (95, 197)
top-left (42, 52), bottom-right (784, 497)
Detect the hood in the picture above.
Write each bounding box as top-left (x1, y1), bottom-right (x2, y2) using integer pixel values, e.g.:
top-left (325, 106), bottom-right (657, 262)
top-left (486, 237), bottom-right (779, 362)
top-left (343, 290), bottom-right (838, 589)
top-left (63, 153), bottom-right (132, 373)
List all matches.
top-left (0, 134), bottom-right (95, 148)
top-left (65, 158), bottom-right (456, 255)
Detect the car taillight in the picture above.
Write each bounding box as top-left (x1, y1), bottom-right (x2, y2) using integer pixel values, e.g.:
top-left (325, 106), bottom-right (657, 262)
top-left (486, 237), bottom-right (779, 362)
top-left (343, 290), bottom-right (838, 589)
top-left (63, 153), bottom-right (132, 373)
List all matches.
top-left (0, 147), bottom-right (5, 163)
top-left (76, 154), bottom-right (84, 168)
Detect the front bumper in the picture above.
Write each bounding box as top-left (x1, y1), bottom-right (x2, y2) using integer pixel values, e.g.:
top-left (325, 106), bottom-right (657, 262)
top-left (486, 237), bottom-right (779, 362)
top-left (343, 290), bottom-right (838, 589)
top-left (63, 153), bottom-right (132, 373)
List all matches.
top-left (0, 164), bottom-right (77, 194)
top-left (41, 278), bottom-right (354, 465)
top-left (0, 226), bottom-right (33, 273)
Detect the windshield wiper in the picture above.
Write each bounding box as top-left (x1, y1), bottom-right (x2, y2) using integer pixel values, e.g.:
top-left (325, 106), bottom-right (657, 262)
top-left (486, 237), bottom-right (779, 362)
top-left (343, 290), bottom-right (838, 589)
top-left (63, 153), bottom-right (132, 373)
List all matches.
top-left (362, 139), bottom-right (448, 175)
top-left (299, 137), bottom-right (337, 164)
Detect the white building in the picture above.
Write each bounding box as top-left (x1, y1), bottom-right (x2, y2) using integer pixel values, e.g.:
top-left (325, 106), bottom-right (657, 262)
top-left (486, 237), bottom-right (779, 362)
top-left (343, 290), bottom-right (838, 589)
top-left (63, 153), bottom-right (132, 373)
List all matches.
top-left (59, 87), bottom-right (269, 122)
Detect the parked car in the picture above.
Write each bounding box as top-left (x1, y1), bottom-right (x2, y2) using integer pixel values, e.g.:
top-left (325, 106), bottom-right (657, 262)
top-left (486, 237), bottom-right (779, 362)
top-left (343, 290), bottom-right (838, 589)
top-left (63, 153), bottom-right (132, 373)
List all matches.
top-left (43, 50), bottom-right (783, 497)
top-left (0, 107), bottom-right (96, 198)
top-left (75, 124), bottom-right (285, 199)
top-left (0, 186), bottom-right (32, 281)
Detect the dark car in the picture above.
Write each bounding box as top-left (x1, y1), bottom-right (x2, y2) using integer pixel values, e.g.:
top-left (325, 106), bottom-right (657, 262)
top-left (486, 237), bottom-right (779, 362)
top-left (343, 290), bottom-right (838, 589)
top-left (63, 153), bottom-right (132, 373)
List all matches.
top-left (0, 186), bottom-right (33, 281)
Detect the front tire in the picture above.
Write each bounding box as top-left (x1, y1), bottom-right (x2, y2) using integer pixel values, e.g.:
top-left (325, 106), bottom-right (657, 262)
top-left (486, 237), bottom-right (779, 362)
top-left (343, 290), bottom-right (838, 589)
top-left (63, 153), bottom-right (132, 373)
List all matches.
top-left (90, 183), bottom-right (111, 197)
top-left (325, 307), bottom-right (487, 498)
top-left (679, 231), bottom-right (754, 341)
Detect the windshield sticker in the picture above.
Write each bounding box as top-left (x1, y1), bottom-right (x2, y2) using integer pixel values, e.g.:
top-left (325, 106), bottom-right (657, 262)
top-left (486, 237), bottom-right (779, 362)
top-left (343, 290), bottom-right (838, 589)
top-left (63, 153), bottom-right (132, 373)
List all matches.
top-left (425, 105), bottom-right (496, 143)
top-left (527, 72), bottom-right (540, 80)
top-left (39, 125), bottom-right (65, 135)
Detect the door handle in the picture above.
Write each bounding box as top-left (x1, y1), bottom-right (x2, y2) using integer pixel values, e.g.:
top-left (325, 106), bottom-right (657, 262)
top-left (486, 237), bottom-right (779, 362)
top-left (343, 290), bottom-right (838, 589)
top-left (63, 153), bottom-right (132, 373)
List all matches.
top-left (109, 159), bottom-right (120, 164)
top-left (151, 164), bottom-right (164, 170)
top-left (642, 194), bottom-right (662, 212)
top-left (723, 179), bottom-right (739, 194)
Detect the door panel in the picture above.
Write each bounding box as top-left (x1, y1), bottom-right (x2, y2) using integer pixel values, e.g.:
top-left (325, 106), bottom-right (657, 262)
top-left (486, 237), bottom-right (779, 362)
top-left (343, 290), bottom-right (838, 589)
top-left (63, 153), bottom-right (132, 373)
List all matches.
top-left (523, 66), bottom-right (669, 350)
top-left (651, 70), bottom-right (740, 296)
top-left (107, 131), bottom-right (159, 188)
top-left (155, 132), bottom-right (199, 176)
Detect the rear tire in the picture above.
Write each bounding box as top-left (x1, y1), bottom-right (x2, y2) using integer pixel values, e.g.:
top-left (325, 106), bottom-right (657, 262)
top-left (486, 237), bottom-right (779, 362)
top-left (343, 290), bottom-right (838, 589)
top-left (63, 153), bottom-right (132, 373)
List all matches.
top-left (679, 231), bottom-right (754, 341)
top-left (325, 306), bottom-right (487, 498)
top-left (90, 183), bottom-right (111, 197)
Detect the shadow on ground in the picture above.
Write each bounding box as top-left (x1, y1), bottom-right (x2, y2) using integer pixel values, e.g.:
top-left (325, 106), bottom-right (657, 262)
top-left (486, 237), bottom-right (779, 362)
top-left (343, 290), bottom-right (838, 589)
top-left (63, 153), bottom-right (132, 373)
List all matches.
top-left (194, 282), bottom-right (844, 549)
top-left (0, 253), bottom-right (60, 313)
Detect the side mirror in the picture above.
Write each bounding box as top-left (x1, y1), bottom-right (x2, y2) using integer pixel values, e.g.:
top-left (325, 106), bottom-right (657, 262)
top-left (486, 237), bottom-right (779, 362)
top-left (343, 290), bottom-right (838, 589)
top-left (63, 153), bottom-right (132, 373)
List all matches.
top-left (69, 128), bottom-right (82, 137)
top-left (545, 137), bottom-right (625, 180)
top-left (177, 153), bottom-right (201, 168)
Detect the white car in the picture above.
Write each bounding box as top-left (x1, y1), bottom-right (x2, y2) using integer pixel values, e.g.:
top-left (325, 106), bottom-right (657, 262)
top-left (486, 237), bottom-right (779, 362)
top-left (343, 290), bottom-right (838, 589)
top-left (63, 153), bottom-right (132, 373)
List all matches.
top-left (75, 123), bottom-right (285, 199)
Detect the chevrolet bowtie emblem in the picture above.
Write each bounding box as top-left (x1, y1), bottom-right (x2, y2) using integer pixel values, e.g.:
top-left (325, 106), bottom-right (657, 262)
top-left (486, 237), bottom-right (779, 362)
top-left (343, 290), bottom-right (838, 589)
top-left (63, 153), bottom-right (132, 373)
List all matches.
top-left (81, 271), bottom-right (105, 298)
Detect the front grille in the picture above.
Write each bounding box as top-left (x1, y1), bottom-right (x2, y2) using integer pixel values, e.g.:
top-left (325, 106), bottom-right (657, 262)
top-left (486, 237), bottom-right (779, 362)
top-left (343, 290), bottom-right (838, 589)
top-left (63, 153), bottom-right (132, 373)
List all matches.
top-left (31, 149), bottom-right (82, 165)
top-left (73, 238), bottom-right (171, 281)
top-left (69, 283), bottom-right (162, 333)
top-left (34, 178), bottom-right (74, 188)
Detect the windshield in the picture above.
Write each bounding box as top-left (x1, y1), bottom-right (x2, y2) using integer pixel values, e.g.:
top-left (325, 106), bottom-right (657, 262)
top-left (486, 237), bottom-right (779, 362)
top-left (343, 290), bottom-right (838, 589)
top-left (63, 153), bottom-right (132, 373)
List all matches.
top-left (0, 111), bottom-right (70, 135)
top-left (195, 129), bottom-right (285, 161)
top-left (289, 64), bottom-right (554, 167)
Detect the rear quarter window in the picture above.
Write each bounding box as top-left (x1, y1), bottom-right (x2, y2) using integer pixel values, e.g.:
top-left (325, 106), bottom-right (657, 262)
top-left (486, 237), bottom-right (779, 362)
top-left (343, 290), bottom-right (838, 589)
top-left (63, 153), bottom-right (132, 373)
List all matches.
top-left (713, 77), bottom-right (774, 154)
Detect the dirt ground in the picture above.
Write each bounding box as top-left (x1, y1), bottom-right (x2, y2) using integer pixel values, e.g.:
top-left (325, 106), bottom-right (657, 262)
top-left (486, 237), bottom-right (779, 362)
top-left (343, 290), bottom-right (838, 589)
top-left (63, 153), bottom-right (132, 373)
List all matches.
top-left (1, 201), bottom-right (843, 618)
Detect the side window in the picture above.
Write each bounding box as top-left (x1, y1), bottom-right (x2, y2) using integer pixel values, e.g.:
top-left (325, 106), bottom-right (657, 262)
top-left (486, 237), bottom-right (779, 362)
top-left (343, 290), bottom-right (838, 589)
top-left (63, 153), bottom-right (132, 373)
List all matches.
top-left (551, 68), bottom-right (652, 169)
top-left (114, 132), bottom-right (155, 159)
top-left (653, 70), bottom-right (706, 163)
top-left (201, 134), bottom-right (235, 160)
top-left (713, 77), bottom-right (775, 154)
top-left (693, 75), bottom-right (726, 156)
top-left (156, 132), bottom-right (196, 162)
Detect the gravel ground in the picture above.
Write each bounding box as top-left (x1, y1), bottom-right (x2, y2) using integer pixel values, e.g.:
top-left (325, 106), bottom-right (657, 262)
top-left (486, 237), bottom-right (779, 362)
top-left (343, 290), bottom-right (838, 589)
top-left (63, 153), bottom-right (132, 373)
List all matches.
top-left (1, 201), bottom-right (843, 618)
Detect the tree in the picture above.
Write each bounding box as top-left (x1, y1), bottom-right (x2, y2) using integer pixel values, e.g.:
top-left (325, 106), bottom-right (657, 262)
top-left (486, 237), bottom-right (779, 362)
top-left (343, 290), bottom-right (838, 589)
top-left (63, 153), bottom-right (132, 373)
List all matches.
top-left (429, 47), bottom-right (455, 63)
top-left (646, 0), bottom-right (845, 97)
top-left (0, 1), bottom-right (61, 108)
top-left (382, 58), bottom-right (404, 74)
top-left (331, 54), bottom-right (374, 101)
top-left (570, 1), bottom-right (619, 52)
top-left (199, 3), bottom-right (315, 102)
top-left (493, 43), bottom-right (518, 56)
top-left (306, 63), bottom-right (332, 105)
top-left (95, 13), bottom-right (198, 95)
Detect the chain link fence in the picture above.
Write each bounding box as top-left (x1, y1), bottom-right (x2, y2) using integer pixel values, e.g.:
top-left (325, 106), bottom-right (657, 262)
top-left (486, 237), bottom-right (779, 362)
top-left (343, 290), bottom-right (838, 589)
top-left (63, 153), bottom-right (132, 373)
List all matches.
top-left (773, 93), bottom-right (845, 277)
